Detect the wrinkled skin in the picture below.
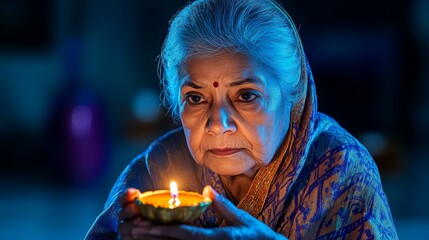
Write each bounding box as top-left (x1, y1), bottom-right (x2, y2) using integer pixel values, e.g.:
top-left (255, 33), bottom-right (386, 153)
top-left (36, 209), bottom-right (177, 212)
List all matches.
top-left (118, 53), bottom-right (291, 239)
top-left (180, 53), bottom-right (290, 179)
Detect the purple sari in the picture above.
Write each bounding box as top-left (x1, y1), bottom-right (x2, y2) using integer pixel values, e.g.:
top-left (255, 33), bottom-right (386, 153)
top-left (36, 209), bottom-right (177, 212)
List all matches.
top-left (85, 58), bottom-right (398, 239)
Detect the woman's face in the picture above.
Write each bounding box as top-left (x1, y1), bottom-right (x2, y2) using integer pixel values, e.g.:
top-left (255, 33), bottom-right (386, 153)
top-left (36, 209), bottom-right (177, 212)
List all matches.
top-left (180, 52), bottom-right (291, 177)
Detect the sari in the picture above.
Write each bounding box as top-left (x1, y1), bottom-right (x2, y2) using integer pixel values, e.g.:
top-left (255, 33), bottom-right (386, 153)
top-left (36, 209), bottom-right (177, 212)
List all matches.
top-left (85, 60), bottom-right (398, 239)
top-left (86, 12), bottom-right (398, 239)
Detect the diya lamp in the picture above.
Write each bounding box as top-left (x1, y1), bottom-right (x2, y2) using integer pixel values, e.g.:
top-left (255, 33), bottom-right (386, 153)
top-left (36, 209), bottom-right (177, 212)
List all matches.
top-left (135, 181), bottom-right (212, 223)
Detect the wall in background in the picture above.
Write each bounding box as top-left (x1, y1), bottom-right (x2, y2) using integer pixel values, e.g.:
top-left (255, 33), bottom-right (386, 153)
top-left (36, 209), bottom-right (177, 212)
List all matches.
top-left (0, 0), bottom-right (428, 238)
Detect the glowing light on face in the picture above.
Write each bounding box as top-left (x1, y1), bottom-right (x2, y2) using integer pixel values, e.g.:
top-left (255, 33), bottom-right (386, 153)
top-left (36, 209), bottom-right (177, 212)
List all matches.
top-left (179, 52), bottom-right (291, 177)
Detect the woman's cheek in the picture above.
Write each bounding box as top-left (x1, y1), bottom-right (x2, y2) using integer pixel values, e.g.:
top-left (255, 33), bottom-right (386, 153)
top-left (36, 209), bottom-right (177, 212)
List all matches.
top-left (239, 103), bottom-right (270, 127)
top-left (182, 127), bottom-right (204, 166)
top-left (181, 109), bottom-right (207, 165)
top-left (181, 104), bottom-right (209, 128)
top-left (237, 102), bottom-right (265, 122)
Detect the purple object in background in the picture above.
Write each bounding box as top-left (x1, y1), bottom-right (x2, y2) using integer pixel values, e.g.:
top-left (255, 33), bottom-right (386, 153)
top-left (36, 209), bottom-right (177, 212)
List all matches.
top-left (64, 89), bottom-right (106, 185)
top-left (48, 38), bottom-right (107, 186)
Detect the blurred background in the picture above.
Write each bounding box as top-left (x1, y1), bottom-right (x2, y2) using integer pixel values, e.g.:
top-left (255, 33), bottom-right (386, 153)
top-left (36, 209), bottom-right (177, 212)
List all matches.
top-left (0, 0), bottom-right (428, 239)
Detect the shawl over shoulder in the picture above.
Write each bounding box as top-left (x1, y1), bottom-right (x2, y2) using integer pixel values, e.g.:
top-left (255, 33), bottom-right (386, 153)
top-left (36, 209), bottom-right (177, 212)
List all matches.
top-left (86, 8), bottom-right (397, 240)
top-left (85, 111), bottom-right (398, 239)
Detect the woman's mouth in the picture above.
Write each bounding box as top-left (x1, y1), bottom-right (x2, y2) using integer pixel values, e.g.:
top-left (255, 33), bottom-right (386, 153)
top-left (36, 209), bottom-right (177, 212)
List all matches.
top-left (209, 148), bottom-right (242, 156)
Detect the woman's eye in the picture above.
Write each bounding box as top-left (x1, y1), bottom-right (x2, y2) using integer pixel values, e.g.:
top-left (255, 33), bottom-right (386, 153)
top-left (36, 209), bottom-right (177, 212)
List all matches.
top-left (185, 93), bottom-right (206, 105)
top-left (237, 92), bottom-right (258, 103)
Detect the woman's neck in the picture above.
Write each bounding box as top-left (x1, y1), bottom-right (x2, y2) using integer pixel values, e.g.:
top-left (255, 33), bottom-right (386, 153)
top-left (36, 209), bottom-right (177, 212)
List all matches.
top-left (220, 174), bottom-right (254, 204)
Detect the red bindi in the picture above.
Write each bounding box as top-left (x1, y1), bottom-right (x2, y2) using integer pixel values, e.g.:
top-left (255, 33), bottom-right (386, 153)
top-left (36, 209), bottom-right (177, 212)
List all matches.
top-left (213, 81), bottom-right (219, 88)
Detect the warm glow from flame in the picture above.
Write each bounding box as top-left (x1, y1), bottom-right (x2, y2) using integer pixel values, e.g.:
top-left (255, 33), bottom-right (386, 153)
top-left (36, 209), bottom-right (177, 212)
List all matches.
top-left (170, 181), bottom-right (178, 197)
top-left (168, 181), bottom-right (180, 207)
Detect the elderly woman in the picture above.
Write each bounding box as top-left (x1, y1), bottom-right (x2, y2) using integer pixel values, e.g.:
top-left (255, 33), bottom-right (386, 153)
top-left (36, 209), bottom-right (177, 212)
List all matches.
top-left (86, 0), bottom-right (398, 239)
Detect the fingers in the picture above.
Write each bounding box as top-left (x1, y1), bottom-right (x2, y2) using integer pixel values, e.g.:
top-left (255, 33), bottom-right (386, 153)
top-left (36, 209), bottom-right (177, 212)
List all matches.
top-left (132, 223), bottom-right (218, 240)
top-left (119, 201), bottom-right (140, 221)
top-left (118, 188), bottom-right (142, 239)
top-left (202, 185), bottom-right (216, 200)
top-left (127, 186), bottom-right (252, 240)
top-left (119, 188), bottom-right (141, 221)
top-left (203, 185), bottom-right (250, 226)
top-left (118, 216), bottom-right (142, 239)
top-left (119, 188), bottom-right (141, 206)
top-left (131, 222), bottom-right (249, 240)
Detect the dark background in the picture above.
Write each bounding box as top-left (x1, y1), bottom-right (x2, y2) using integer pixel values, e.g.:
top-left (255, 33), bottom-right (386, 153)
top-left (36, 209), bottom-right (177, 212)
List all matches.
top-left (0, 0), bottom-right (428, 238)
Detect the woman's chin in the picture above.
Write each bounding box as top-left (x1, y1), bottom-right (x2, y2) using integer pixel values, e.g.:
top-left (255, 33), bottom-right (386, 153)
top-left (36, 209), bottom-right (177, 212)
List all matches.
top-left (197, 152), bottom-right (258, 176)
top-left (206, 161), bottom-right (255, 177)
top-left (207, 164), bottom-right (247, 176)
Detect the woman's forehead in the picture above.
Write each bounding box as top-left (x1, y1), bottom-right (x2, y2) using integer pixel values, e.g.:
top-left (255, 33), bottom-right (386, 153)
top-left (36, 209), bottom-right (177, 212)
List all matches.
top-left (187, 52), bottom-right (249, 71)
top-left (183, 53), bottom-right (264, 86)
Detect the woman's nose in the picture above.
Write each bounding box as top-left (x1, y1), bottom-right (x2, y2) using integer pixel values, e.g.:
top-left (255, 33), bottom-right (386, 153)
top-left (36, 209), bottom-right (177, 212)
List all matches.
top-left (206, 104), bottom-right (237, 135)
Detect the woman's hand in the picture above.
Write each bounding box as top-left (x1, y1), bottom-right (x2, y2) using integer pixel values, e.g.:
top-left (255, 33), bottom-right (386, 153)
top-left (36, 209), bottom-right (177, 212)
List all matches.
top-left (118, 188), bottom-right (171, 240)
top-left (131, 186), bottom-right (288, 240)
top-left (117, 188), bottom-right (142, 239)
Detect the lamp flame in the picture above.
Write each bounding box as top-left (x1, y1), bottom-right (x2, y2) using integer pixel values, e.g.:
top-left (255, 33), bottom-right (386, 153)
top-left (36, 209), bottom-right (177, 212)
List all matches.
top-left (168, 181), bottom-right (180, 207)
top-left (170, 181), bottom-right (178, 197)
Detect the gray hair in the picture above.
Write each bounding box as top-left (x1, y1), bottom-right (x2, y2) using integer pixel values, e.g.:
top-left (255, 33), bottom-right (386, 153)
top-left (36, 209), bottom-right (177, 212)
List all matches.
top-left (158, 0), bottom-right (305, 120)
